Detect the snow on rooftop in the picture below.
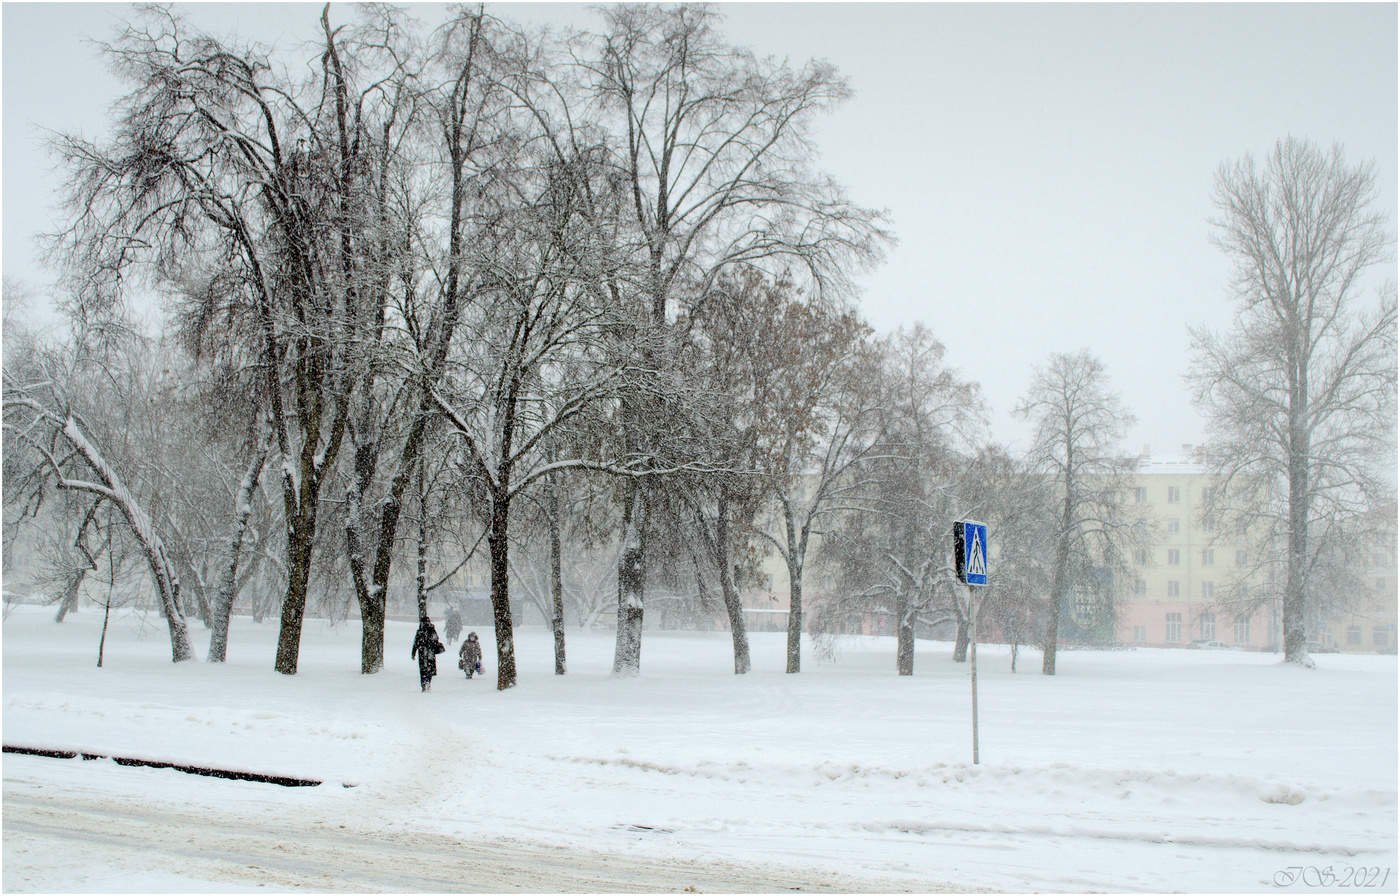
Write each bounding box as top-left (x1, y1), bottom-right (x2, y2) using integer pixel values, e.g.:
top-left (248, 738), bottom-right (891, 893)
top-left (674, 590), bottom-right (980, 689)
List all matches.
top-left (1135, 456), bottom-right (1209, 476)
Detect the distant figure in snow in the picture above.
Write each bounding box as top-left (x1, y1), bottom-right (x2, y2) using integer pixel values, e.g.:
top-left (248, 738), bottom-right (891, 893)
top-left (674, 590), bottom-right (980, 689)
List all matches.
top-left (443, 607), bottom-right (463, 644)
top-left (411, 616), bottom-right (445, 692)
top-left (459, 631), bottom-right (483, 679)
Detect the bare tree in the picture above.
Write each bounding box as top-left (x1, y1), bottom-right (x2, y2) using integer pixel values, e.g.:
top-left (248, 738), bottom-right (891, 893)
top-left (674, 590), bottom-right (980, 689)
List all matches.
top-left (4, 350), bottom-right (195, 662)
top-left (574, 5), bottom-right (890, 676)
top-left (819, 326), bottom-right (983, 675)
top-left (955, 444), bottom-right (1055, 671)
top-left (427, 129), bottom-right (635, 690)
top-left (1190, 138), bottom-right (1396, 667)
top-left (1016, 350), bottom-right (1137, 676)
top-left (51, 7), bottom-right (421, 674)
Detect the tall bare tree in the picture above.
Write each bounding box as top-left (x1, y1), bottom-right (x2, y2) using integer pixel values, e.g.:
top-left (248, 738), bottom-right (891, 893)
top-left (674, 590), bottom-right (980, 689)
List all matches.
top-left (52, 7), bottom-right (419, 674)
top-left (427, 130), bottom-right (634, 690)
top-left (576, 4), bottom-right (889, 676)
top-left (1016, 350), bottom-right (1137, 676)
top-left (1190, 138), bottom-right (1396, 667)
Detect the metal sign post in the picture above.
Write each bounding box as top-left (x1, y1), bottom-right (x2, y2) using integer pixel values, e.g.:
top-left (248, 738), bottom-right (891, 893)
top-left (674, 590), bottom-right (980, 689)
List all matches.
top-left (969, 586), bottom-right (979, 764)
top-left (953, 521), bottom-right (989, 765)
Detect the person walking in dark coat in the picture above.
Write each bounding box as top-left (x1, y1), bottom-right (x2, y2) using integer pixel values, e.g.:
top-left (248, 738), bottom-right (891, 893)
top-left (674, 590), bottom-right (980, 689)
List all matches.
top-left (459, 631), bottom-right (483, 679)
top-left (411, 617), bottom-right (445, 691)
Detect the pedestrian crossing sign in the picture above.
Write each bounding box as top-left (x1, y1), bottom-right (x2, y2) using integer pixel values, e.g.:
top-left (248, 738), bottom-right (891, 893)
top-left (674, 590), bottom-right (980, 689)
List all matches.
top-left (954, 520), bottom-right (988, 587)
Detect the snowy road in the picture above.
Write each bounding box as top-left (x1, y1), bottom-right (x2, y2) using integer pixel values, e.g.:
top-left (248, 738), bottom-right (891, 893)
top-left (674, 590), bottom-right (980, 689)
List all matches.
top-left (2, 782), bottom-right (944, 893)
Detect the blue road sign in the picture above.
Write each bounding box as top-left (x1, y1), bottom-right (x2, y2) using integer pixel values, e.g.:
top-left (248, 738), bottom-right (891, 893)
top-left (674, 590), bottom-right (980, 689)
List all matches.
top-left (954, 520), bottom-right (988, 586)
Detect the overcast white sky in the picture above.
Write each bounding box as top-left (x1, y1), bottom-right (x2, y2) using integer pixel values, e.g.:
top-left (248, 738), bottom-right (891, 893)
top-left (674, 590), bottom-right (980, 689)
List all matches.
top-left (4, 2), bottom-right (1397, 455)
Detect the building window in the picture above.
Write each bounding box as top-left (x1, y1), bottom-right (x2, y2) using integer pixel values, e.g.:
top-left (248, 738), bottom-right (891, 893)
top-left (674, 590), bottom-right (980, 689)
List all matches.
top-left (1134, 578), bottom-right (1147, 596)
top-left (1134, 487), bottom-right (1147, 504)
top-left (1168, 486), bottom-right (1181, 504)
top-left (1133, 625), bottom-right (1147, 642)
top-left (1201, 549), bottom-right (1215, 566)
top-left (1234, 614), bottom-right (1251, 644)
top-left (1374, 627), bottom-right (1390, 649)
top-left (1201, 581), bottom-right (1215, 600)
top-left (1166, 612), bottom-right (1182, 643)
top-left (1168, 519), bottom-right (1181, 535)
top-left (1167, 580), bottom-right (1180, 597)
top-left (1200, 612), bottom-right (1216, 640)
top-left (1134, 548), bottom-right (1150, 566)
top-left (1347, 626), bottom-right (1363, 646)
top-left (1202, 518), bottom-right (1216, 534)
top-left (1201, 486), bottom-right (1214, 504)
top-left (1167, 548), bottom-right (1181, 565)
top-left (1236, 550), bottom-right (1248, 567)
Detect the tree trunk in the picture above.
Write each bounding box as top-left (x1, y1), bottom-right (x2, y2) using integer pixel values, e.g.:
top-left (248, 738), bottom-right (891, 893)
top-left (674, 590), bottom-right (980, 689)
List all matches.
top-left (208, 438), bottom-right (269, 663)
top-left (98, 587), bottom-right (112, 667)
top-left (896, 587), bottom-right (914, 676)
top-left (1043, 537), bottom-right (1069, 676)
top-left (783, 504), bottom-right (805, 674)
top-left (362, 408), bottom-right (436, 674)
top-left (715, 490), bottom-right (750, 675)
top-left (1284, 382), bottom-right (1314, 667)
top-left (613, 481), bottom-right (646, 677)
top-left (952, 619), bottom-right (970, 662)
top-left (785, 556), bottom-right (803, 674)
top-left (415, 460), bottom-right (430, 621)
top-left (487, 493), bottom-right (518, 690)
top-left (1044, 462), bottom-right (1074, 677)
top-left (274, 511), bottom-right (316, 675)
top-left (346, 507), bottom-right (381, 672)
top-left (346, 438), bottom-right (382, 674)
top-left (54, 569), bottom-right (84, 623)
top-left (548, 475), bottom-right (567, 676)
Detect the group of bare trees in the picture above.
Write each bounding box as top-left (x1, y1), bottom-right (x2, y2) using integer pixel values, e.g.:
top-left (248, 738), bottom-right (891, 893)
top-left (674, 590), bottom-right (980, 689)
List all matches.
top-left (5, 4), bottom-right (894, 688)
top-left (3, 4), bottom-right (1391, 688)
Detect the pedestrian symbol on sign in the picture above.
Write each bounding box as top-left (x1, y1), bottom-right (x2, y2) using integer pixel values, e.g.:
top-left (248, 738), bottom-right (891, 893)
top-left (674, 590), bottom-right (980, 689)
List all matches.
top-left (953, 520), bottom-right (988, 587)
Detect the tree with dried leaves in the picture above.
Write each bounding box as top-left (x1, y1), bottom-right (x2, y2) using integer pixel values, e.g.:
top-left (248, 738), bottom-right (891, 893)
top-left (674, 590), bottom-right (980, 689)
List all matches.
top-left (576, 4), bottom-right (891, 676)
top-left (819, 325), bottom-right (983, 675)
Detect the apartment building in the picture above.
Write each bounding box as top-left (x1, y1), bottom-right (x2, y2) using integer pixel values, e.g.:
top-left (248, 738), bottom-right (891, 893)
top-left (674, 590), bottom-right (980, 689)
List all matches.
top-left (1115, 451), bottom-right (1397, 653)
top-left (1113, 452), bottom-right (1273, 649)
top-left (1311, 504), bottom-right (1398, 654)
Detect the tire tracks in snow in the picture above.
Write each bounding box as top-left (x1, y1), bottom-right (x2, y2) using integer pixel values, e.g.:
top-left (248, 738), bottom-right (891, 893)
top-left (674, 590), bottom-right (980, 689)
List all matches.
top-left (2, 786), bottom-right (944, 893)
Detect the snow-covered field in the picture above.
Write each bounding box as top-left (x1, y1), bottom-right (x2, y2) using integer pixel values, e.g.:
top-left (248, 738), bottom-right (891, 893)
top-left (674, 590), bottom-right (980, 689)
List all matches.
top-left (3, 603), bottom-right (1396, 893)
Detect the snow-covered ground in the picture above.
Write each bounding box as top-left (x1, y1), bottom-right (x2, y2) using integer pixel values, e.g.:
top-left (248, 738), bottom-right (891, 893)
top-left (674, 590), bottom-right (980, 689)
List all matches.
top-left (3, 603), bottom-right (1396, 893)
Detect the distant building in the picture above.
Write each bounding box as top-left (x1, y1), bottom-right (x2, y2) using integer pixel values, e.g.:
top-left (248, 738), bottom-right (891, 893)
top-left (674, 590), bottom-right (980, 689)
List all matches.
top-left (1114, 449), bottom-right (1274, 650)
top-left (1310, 503), bottom-right (1398, 654)
top-left (1114, 448), bottom-right (1396, 654)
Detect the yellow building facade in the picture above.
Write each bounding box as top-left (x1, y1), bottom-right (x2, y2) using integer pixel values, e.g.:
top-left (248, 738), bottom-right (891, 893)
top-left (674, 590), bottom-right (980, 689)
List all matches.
top-left (1116, 453), bottom-right (1396, 654)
